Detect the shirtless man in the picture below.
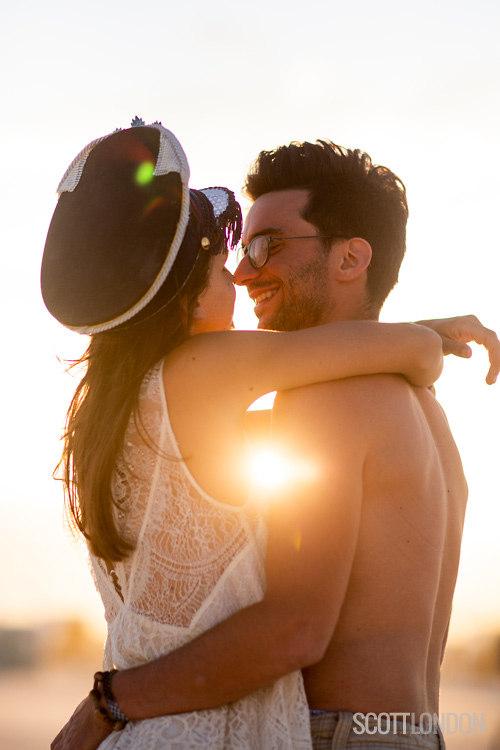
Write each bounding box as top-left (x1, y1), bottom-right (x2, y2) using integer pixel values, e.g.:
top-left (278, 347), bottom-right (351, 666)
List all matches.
top-left (233, 142), bottom-right (475, 748)
top-left (53, 141), bottom-right (499, 750)
top-left (231, 142), bottom-right (470, 747)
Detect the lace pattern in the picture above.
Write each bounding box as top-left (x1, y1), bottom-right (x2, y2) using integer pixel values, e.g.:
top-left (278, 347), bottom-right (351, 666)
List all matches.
top-left (89, 360), bottom-right (311, 749)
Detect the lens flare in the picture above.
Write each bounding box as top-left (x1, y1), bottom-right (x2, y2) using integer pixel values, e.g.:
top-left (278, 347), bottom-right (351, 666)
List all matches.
top-left (143, 196), bottom-right (166, 218)
top-left (249, 449), bottom-right (290, 490)
top-left (136, 161), bottom-right (155, 185)
top-left (248, 447), bottom-right (317, 494)
top-left (291, 530), bottom-right (302, 552)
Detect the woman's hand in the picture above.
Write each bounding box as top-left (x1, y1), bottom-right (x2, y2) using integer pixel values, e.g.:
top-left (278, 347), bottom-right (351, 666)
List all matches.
top-left (51, 695), bottom-right (112, 750)
top-left (417, 315), bottom-right (500, 384)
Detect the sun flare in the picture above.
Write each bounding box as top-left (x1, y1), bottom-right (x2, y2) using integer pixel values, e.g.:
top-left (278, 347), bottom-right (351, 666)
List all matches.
top-left (248, 447), bottom-right (317, 493)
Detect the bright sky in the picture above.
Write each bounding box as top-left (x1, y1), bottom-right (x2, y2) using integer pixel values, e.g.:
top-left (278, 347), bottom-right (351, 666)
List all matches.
top-left (0, 0), bottom-right (499, 645)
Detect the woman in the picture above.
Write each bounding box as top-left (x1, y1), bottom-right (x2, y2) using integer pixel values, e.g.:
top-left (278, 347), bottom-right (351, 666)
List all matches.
top-left (44, 121), bottom-right (449, 750)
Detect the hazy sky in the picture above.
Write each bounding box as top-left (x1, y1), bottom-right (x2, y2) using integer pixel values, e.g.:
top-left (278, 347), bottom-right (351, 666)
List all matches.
top-left (1, 0), bottom-right (499, 643)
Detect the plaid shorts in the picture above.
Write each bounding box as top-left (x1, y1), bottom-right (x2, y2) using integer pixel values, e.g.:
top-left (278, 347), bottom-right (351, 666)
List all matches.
top-left (310, 711), bottom-right (446, 750)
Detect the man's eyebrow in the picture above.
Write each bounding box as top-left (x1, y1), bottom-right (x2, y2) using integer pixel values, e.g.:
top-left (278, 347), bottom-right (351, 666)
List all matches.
top-left (243, 227), bottom-right (282, 243)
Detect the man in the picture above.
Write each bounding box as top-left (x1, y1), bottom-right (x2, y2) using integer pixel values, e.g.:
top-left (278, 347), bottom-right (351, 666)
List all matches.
top-left (53, 140), bottom-right (499, 750)
top-left (233, 141), bottom-right (472, 747)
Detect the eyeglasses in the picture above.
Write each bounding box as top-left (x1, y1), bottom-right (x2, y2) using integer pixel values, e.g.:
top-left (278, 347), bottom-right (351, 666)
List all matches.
top-left (237, 234), bottom-right (350, 269)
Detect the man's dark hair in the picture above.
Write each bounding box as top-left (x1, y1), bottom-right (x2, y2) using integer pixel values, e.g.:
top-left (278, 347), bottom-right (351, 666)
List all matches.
top-left (244, 140), bottom-right (408, 311)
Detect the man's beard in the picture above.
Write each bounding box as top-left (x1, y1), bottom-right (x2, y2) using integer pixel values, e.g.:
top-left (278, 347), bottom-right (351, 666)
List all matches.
top-left (259, 254), bottom-right (333, 332)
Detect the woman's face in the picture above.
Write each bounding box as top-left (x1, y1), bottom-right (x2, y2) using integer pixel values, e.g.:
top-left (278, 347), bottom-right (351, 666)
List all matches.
top-left (190, 252), bottom-right (236, 334)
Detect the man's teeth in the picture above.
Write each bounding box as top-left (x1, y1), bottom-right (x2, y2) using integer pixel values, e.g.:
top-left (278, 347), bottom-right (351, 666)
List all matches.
top-left (254, 290), bottom-right (276, 306)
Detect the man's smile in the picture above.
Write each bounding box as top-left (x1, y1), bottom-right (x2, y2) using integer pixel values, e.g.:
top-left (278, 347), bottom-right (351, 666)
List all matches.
top-left (247, 286), bottom-right (280, 317)
top-left (254, 289), bottom-right (278, 306)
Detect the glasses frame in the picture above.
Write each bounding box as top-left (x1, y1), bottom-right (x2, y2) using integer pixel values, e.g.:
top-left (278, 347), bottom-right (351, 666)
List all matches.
top-left (237, 234), bottom-right (351, 269)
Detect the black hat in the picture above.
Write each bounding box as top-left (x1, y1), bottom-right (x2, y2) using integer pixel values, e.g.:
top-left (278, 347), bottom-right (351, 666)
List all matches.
top-left (41, 120), bottom-right (242, 333)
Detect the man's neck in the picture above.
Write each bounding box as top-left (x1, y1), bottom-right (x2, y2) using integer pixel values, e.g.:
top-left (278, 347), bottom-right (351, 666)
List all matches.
top-left (314, 304), bottom-right (380, 327)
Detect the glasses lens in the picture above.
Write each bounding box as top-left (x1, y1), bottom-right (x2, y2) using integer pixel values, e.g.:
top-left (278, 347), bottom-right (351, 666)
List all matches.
top-left (249, 236), bottom-right (269, 268)
top-left (236, 245), bottom-right (246, 265)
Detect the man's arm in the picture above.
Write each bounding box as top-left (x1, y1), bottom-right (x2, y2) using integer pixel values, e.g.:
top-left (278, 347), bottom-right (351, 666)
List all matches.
top-left (115, 380), bottom-right (365, 716)
top-left (52, 382), bottom-right (365, 749)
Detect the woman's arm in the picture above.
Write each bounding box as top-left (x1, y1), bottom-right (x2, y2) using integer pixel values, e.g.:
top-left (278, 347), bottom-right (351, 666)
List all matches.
top-left (176, 320), bottom-right (443, 411)
top-left (163, 321), bottom-right (442, 509)
top-left (416, 314), bottom-right (500, 384)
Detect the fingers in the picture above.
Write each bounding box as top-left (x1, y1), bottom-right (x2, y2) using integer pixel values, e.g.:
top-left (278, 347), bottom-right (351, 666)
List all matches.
top-left (51, 725), bottom-right (69, 750)
top-left (441, 337), bottom-right (473, 359)
top-left (480, 330), bottom-right (499, 384)
top-left (486, 358), bottom-right (499, 385)
top-left (50, 695), bottom-right (109, 750)
top-left (458, 316), bottom-right (500, 384)
top-left (51, 729), bottom-right (63, 749)
top-left (420, 316), bottom-right (500, 385)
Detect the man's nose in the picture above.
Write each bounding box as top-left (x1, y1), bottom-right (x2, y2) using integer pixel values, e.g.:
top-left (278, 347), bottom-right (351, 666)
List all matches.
top-left (234, 254), bottom-right (261, 286)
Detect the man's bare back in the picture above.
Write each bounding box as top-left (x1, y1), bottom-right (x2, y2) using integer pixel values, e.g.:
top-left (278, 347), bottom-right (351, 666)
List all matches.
top-left (271, 373), bottom-right (468, 717)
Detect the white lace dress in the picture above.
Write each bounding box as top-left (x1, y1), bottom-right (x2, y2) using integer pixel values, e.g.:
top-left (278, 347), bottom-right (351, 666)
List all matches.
top-left (90, 360), bottom-right (312, 750)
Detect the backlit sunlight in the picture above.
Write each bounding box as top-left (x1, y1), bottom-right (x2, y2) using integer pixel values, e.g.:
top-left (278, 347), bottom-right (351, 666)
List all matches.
top-left (248, 446), bottom-right (318, 494)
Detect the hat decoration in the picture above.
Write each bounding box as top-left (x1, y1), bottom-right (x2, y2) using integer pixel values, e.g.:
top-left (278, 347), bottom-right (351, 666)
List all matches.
top-left (41, 120), bottom-right (241, 334)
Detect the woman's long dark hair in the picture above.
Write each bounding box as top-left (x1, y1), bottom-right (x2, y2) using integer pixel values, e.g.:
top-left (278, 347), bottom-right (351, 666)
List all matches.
top-left (59, 249), bottom-right (211, 562)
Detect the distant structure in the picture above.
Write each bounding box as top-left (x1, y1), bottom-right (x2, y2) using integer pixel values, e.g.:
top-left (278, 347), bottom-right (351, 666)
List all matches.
top-left (0, 628), bottom-right (37, 668)
top-left (0, 621), bottom-right (103, 669)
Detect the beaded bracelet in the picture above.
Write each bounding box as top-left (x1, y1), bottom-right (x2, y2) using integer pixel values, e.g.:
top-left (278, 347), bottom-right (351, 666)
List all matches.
top-left (90, 670), bottom-right (129, 731)
top-left (100, 670), bottom-right (130, 724)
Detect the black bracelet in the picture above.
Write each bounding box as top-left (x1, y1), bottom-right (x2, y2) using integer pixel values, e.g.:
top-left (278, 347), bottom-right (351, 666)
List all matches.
top-left (92, 670), bottom-right (130, 730)
top-left (101, 669), bottom-right (130, 724)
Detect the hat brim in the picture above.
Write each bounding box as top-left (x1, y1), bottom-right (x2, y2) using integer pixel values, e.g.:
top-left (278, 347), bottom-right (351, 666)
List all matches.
top-left (41, 125), bottom-right (191, 334)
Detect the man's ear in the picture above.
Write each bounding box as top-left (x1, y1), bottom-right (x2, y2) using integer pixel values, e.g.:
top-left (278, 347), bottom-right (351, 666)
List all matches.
top-left (334, 238), bottom-right (372, 281)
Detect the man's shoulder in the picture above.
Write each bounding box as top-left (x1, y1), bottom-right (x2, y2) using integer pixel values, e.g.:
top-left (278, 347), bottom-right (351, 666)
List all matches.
top-left (275, 373), bottom-right (413, 413)
top-left (273, 374), bottom-right (427, 450)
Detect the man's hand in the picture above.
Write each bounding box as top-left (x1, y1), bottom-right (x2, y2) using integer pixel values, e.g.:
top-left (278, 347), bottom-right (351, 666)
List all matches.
top-left (51, 694), bottom-right (112, 750)
top-left (417, 315), bottom-right (500, 384)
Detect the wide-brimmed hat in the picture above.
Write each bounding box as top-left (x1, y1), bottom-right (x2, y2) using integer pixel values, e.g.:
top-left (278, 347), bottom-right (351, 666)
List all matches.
top-left (41, 119), bottom-right (242, 334)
